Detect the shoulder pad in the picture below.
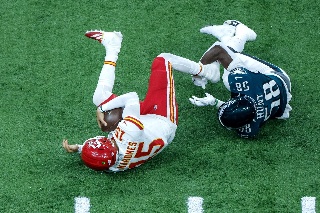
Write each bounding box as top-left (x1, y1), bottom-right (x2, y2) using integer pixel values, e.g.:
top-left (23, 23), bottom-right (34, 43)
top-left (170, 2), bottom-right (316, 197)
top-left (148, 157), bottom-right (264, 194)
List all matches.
top-left (123, 116), bottom-right (144, 130)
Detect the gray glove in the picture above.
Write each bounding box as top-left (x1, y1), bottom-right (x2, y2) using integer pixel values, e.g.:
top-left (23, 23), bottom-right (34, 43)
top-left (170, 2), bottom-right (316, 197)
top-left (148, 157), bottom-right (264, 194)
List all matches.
top-left (189, 93), bottom-right (217, 106)
top-left (191, 75), bottom-right (207, 89)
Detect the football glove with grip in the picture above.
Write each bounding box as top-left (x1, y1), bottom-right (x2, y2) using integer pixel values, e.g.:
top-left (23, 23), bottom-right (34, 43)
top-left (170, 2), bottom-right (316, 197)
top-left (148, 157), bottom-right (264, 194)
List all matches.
top-left (189, 93), bottom-right (218, 107)
top-left (192, 75), bottom-right (208, 89)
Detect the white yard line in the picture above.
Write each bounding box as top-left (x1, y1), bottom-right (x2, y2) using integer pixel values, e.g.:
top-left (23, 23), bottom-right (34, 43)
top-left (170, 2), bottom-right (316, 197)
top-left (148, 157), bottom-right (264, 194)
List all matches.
top-left (72, 195), bottom-right (316, 212)
top-left (75, 197), bottom-right (90, 213)
top-left (301, 197), bottom-right (316, 213)
top-left (187, 197), bottom-right (204, 213)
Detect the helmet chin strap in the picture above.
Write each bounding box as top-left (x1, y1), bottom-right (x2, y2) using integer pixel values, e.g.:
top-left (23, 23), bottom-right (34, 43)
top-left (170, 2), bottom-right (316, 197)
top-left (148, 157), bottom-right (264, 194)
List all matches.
top-left (110, 137), bottom-right (119, 151)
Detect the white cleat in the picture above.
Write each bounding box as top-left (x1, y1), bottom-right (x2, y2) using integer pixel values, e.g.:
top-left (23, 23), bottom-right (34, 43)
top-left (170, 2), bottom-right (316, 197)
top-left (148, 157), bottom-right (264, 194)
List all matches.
top-left (224, 20), bottom-right (257, 41)
top-left (200, 25), bottom-right (235, 41)
top-left (85, 30), bottom-right (123, 53)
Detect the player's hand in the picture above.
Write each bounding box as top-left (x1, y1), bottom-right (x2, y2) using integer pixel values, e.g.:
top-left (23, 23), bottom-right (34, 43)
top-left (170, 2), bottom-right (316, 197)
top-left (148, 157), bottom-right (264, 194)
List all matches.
top-left (189, 93), bottom-right (216, 106)
top-left (62, 139), bottom-right (79, 153)
top-left (192, 75), bottom-right (207, 89)
top-left (96, 108), bottom-right (107, 128)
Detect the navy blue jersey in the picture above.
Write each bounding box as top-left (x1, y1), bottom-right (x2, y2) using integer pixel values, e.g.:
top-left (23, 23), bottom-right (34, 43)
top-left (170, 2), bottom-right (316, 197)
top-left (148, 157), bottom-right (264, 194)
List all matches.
top-left (227, 67), bottom-right (288, 138)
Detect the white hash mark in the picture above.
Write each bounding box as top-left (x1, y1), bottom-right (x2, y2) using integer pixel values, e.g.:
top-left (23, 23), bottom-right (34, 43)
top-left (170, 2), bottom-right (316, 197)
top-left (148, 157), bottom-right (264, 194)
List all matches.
top-left (187, 196), bottom-right (204, 213)
top-left (301, 197), bottom-right (316, 213)
top-left (75, 197), bottom-right (90, 213)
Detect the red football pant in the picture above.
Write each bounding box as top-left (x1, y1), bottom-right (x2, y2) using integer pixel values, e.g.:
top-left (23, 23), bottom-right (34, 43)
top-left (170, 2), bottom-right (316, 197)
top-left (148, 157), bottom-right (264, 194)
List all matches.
top-left (140, 56), bottom-right (178, 124)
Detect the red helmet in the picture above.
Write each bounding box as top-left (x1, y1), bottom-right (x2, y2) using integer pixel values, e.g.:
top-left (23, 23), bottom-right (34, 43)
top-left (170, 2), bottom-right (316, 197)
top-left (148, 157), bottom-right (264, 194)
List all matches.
top-left (81, 136), bottom-right (118, 171)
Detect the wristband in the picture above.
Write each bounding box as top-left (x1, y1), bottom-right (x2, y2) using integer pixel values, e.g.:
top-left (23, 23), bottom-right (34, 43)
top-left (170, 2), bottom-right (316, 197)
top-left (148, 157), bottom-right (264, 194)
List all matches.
top-left (213, 99), bottom-right (218, 106)
top-left (78, 144), bottom-right (83, 153)
top-left (98, 105), bottom-right (104, 112)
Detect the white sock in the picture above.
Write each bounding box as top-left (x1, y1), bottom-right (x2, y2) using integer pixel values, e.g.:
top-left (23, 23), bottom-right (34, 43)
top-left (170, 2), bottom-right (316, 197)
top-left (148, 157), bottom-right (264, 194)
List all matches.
top-left (92, 60), bottom-right (116, 106)
top-left (104, 48), bottom-right (119, 62)
top-left (159, 53), bottom-right (201, 75)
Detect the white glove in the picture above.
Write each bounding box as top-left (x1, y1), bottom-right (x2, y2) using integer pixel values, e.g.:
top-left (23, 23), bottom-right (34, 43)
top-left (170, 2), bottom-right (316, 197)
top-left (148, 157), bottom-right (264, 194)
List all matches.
top-left (189, 93), bottom-right (217, 107)
top-left (191, 75), bottom-right (207, 89)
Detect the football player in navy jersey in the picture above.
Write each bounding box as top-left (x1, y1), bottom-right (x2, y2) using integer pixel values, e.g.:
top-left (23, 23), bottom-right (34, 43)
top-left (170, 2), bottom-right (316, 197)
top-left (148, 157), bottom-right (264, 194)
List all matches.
top-left (188, 20), bottom-right (292, 138)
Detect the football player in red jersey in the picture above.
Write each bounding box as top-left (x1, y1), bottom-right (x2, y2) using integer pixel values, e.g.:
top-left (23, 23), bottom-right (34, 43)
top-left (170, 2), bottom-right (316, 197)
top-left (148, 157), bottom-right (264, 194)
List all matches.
top-left (188, 20), bottom-right (292, 138)
top-left (63, 30), bottom-right (219, 172)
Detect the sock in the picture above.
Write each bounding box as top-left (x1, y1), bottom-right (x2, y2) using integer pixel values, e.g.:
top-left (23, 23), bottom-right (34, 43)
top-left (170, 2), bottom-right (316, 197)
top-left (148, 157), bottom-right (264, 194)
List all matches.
top-left (104, 48), bottom-right (119, 62)
top-left (92, 59), bottom-right (116, 106)
top-left (98, 60), bottom-right (116, 91)
top-left (101, 47), bottom-right (119, 87)
top-left (159, 53), bottom-right (201, 75)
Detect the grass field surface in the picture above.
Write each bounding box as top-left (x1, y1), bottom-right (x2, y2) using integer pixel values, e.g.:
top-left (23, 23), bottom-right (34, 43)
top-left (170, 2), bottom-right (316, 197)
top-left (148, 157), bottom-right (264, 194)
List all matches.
top-left (1, 0), bottom-right (319, 212)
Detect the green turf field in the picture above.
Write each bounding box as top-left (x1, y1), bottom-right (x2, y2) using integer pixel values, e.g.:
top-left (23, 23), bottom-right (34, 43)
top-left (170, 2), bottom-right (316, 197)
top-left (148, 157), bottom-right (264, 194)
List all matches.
top-left (1, 0), bottom-right (320, 212)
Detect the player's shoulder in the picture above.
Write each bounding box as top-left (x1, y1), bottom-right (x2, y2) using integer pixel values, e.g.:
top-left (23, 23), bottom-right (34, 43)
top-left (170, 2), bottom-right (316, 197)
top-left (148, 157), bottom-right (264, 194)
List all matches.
top-left (120, 116), bottom-right (144, 130)
top-left (114, 116), bottom-right (144, 142)
top-left (228, 67), bottom-right (253, 85)
top-left (229, 67), bottom-right (249, 75)
top-left (229, 67), bottom-right (252, 81)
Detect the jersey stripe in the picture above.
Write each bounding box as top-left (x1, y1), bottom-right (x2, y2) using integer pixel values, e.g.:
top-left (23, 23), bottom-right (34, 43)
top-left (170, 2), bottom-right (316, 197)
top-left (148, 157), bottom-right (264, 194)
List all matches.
top-left (124, 116), bottom-right (144, 130)
top-left (99, 94), bottom-right (117, 106)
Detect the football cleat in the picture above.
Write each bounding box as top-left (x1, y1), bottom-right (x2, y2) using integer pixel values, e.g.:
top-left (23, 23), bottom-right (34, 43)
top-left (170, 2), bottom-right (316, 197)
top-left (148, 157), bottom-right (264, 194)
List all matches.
top-left (200, 25), bottom-right (235, 41)
top-left (223, 20), bottom-right (241, 27)
top-left (85, 30), bottom-right (104, 43)
top-left (224, 20), bottom-right (257, 41)
top-left (85, 30), bottom-right (123, 52)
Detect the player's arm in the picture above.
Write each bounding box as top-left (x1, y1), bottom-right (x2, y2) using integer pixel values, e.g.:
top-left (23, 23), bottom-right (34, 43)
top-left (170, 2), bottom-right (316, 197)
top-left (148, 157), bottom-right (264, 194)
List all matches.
top-left (189, 93), bottom-right (225, 109)
top-left (98, 92), bottom-right (138, 112)
top-left (199, 42), bottom-right (235, 68)
top-left (96, 92), bottom-right (140, 127)
top-left (200, 42), bottom-right (246, 74)
top-left (62, 139), bottom-right (83, 153)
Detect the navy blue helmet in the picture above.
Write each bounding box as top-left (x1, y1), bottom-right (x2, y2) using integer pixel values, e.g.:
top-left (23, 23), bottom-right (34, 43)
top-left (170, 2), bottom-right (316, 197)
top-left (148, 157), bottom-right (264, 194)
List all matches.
top-left (218, 95), bottom-right (256, 129)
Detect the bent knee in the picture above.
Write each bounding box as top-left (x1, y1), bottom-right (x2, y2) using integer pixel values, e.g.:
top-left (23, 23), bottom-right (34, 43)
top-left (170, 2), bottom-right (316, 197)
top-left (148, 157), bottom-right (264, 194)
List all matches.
top-left (157, 53), bottom-right (173, 60)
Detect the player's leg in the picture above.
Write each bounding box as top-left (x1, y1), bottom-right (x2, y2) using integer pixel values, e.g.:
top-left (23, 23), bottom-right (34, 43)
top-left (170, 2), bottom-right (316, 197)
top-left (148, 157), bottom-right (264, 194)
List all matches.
top-left (159, 53), bottom-right (220, 84)
top-left (200, 24), bottom-right (235, 44)
top-left (200, 20), bottom-right (256, 53)
top-left (196, 24), bottom-right (236, 87)
top-left (140, 56), bottom-right (178, 124)
top-left (199, 42), bottom-right (246, 91)
top-left (85, 31), bottom-right (123, 106)
top-left (197, 42), bottom-right (236, 91)
top-left (199, 43), bottom-right (235, 68)
top-left (222, 20), bottom-right (257, 53)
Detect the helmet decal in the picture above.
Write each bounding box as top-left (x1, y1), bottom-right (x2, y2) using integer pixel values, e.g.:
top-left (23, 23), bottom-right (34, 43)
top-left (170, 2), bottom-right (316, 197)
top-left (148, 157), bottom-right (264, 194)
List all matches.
top-left (88, 141), bottom-right (102, 149)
